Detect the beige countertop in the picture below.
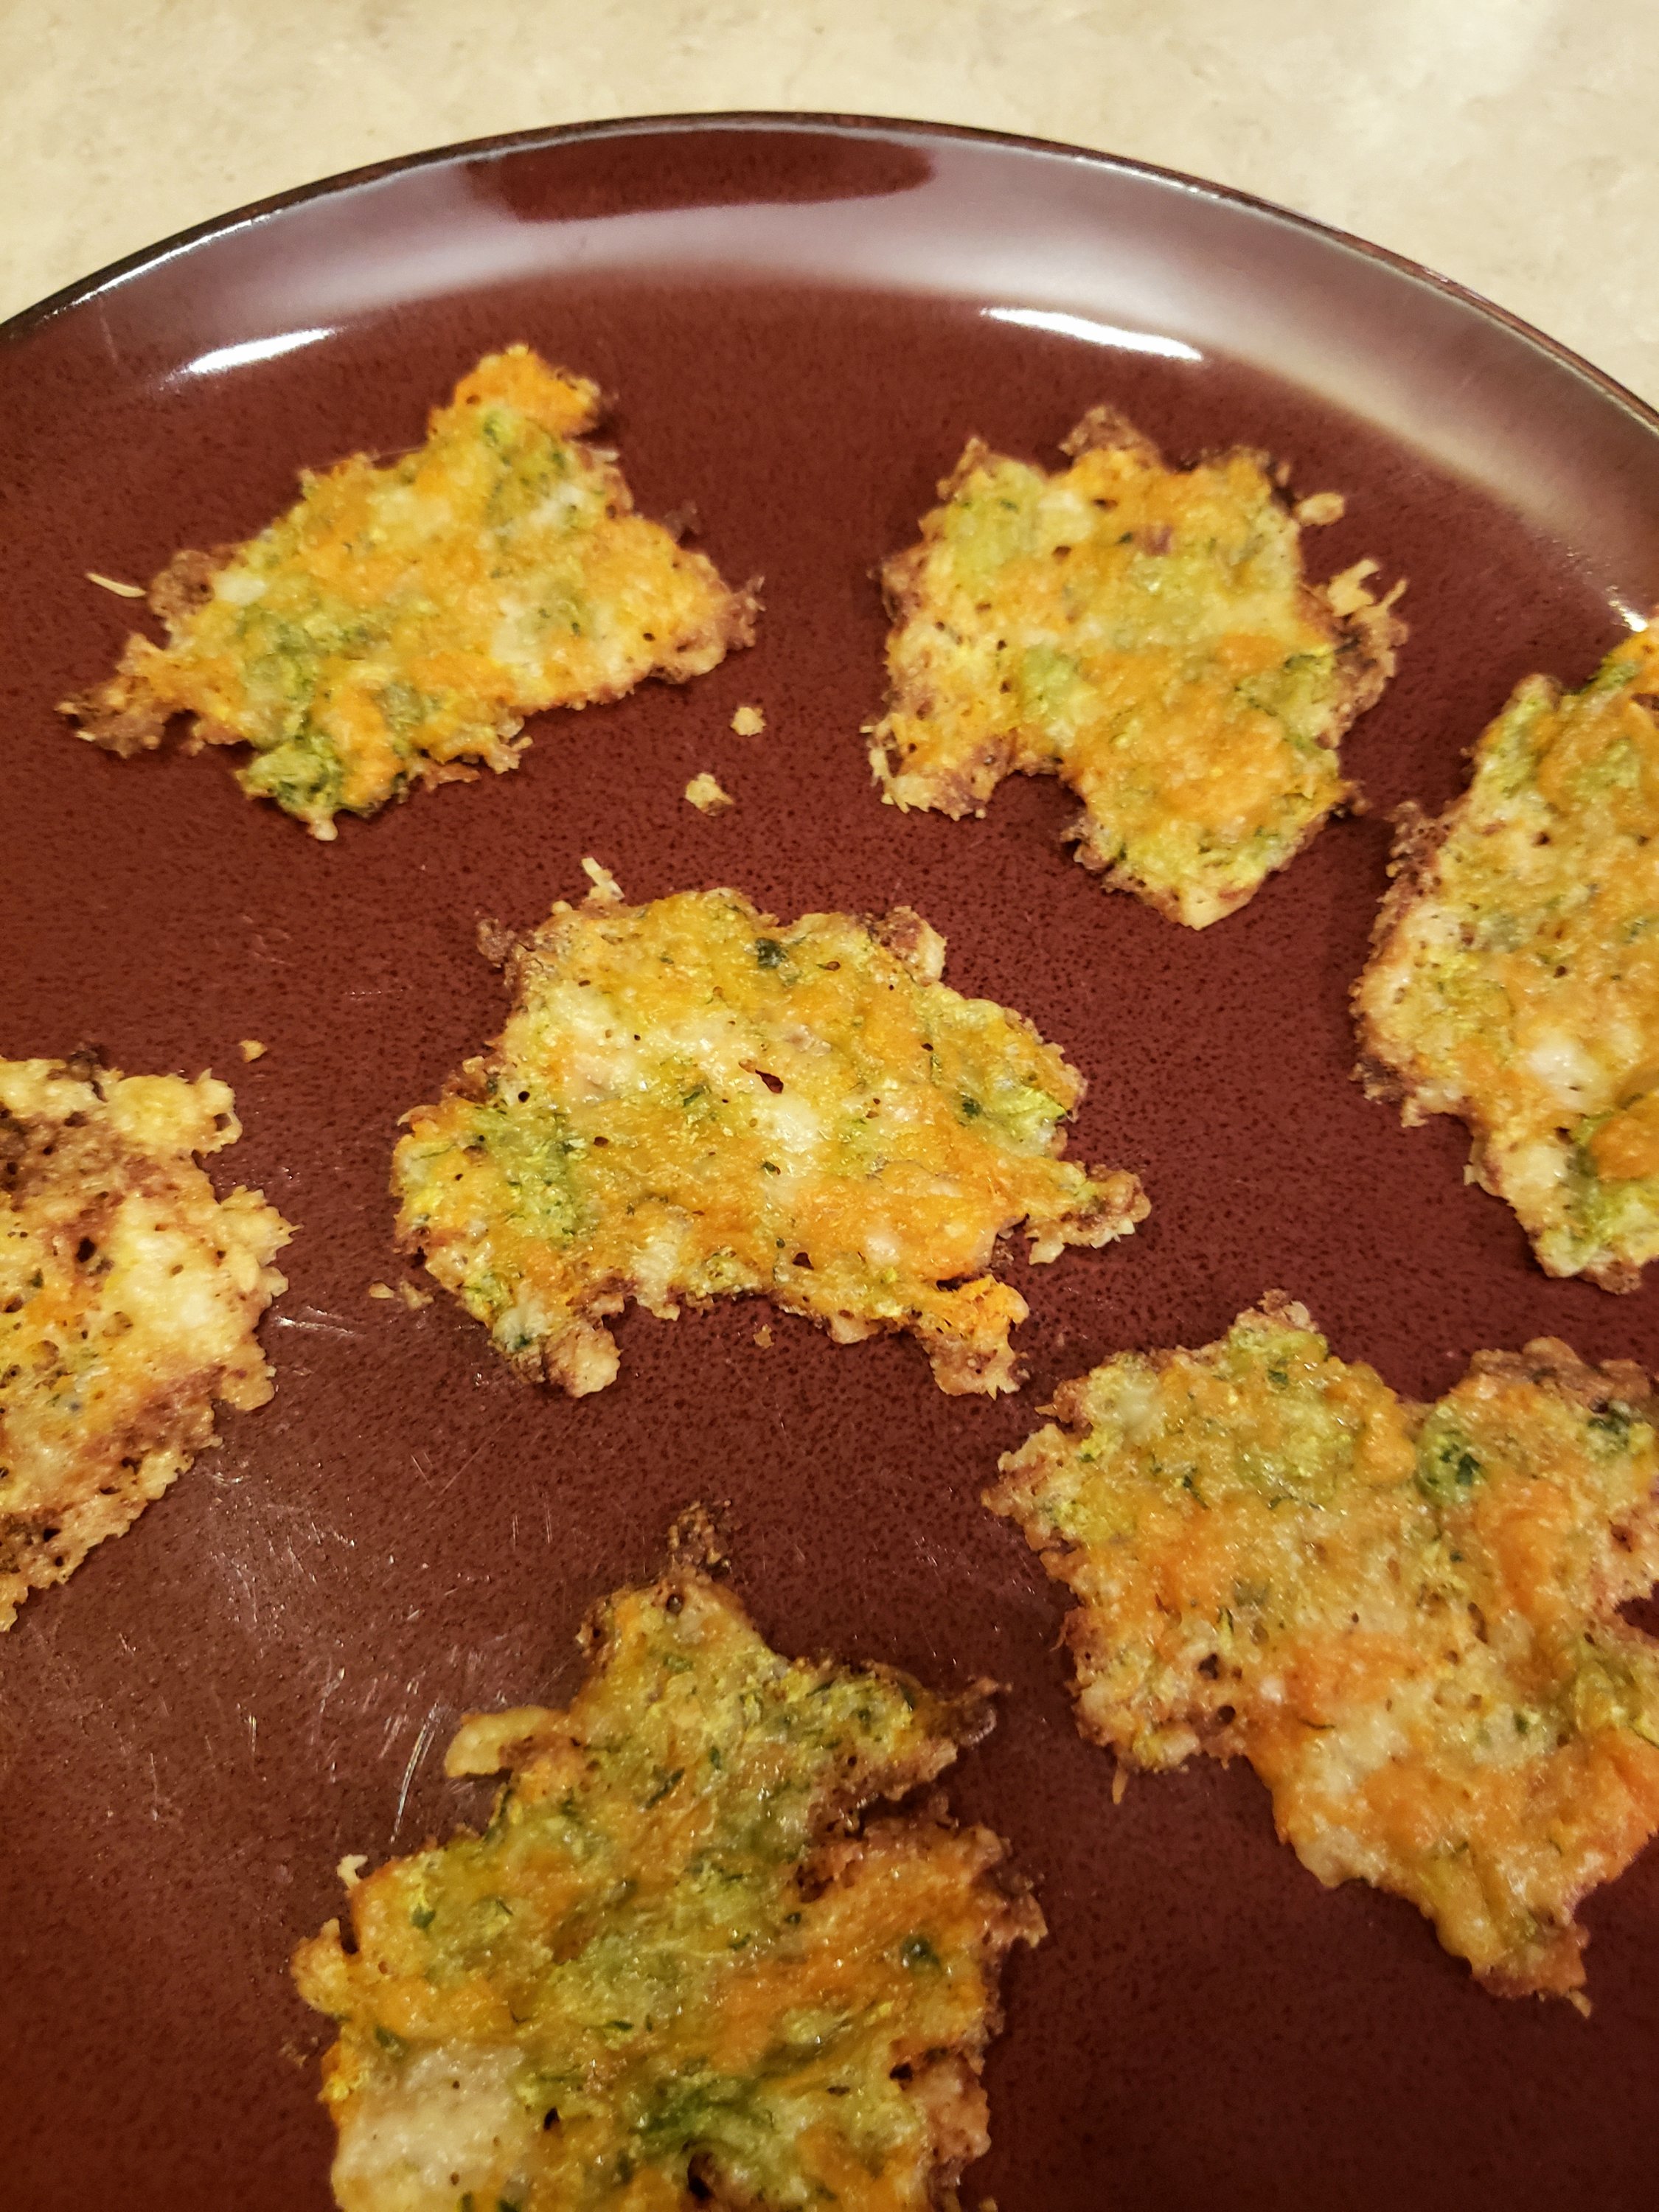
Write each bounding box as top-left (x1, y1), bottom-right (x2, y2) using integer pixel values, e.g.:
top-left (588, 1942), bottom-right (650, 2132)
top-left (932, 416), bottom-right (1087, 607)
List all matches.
top-left (7, 0), bottom-right (1655, 406)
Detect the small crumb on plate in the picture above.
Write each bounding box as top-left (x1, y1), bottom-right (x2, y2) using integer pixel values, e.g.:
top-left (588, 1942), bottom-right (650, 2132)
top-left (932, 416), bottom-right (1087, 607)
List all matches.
top-left (581, 855), bottom-right (624, 902)
top-left (684, 771), bottom-right (734, 815)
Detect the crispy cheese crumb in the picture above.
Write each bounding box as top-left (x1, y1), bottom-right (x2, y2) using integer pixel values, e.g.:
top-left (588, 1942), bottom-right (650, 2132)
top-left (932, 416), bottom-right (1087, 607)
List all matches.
top-left (754, 1321), bottom-right (773, 1348)
top-left (238, 1039), bottom-right (268, 1062)
top-left (731, 703), bottom-right (765, 736)
top-left (397, 1280), bottom-right (432, 1311)
top-left (1294, 491), bottom-right (1346, 526)
top-left (580, 855), bottom-right (623, 902)
top-left (367, 1282), bottom-right (396, 1301)
top-left (684, 770), bottom-right (734, 814)
top-left (86, 570), bottom-right (146, 597)
top-left (294, 1548), bottom-right (1041, 2211)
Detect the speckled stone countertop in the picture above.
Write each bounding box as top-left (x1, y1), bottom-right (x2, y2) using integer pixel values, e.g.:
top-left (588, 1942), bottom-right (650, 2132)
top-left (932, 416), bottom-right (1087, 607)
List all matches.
top-left (6, 0), bottom-right (1655, 404)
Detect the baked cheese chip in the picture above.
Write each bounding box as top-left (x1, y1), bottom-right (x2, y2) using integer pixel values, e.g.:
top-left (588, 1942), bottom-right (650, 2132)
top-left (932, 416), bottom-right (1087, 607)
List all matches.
top-left (0, 1055), bottom-right (291, 1627)
top-left (869, 408), bottom-right (1404, 926)
top-left (393, 884), bottom-right (1147, 1396)
top-left (293, 1531), bottom-right (1042, 2212)
top-left (1357, 624), bottom-right (1659, 1289)
top-left (988, 1295), bottom-right (1659, 2001)
top-left (63, 347), bottom-right (757, 837)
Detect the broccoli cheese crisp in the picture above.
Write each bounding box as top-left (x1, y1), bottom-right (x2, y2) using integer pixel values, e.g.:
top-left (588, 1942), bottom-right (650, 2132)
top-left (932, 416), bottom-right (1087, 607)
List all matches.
top-left (0, 1055), bottom-right (291, 1627)
top-left (1357, 625), bottom-right (1659, 1290)
top-left (988, 1296), bottom-right (1659, 2002)
top-left (869, 408), bottom-right (1405, 927)
top-left (394, 883), bottom-right (1147, 1397)
top-left (293, 1538), bottom-right (1043, 2211)
top-left (63, 347), bottom-right (757, 838)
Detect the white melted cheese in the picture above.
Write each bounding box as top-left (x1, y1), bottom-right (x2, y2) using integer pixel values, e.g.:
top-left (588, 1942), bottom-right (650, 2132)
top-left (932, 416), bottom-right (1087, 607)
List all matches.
top-left (332, 2044), bottom-right (537, 2212)
top-left (524, 478), bottom-right (597, 535)
top-left (529, 984), bottom-right (644, 1099)
top-left (632, 1219), bottom-right (693, 1312)
top-left (1108, 1368), bottom-right (1162, 1448)
top-left (860, 1225), bottom-right (901, 1270)
top-left (213, 568), bottom-right (267, 607)
top-left (1521, 1029), bottom-right (1606, 1111)
top-left (750, 1087), bottom-right (830, 1162)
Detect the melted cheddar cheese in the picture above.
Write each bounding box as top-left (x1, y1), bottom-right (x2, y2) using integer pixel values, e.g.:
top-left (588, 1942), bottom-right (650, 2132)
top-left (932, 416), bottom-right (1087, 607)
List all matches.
top-left (393, 885), bottom-right (1147, 1397)
top-left (0, 1056), bottom-right (291, 1627)
top-left (988, 1296), bottom-right (1659, 2001)
top-left (869, 408), bottom-right (1404, 927)
top-left (293, 1543), bottom-right (1042, 2212)
top-left (63, 347), bottom-right (757, 837)
top-left (1357, 624), bottom-right (1659, 1289)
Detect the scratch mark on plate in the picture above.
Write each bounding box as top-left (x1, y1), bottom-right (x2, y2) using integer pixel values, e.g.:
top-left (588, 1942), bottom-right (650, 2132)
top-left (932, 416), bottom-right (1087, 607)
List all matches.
top-left (392, 1703), bottom-right (444, 1840)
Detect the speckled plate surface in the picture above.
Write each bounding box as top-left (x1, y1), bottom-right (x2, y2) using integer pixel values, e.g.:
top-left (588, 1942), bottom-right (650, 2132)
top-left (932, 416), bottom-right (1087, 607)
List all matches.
top-left (5, 116), bottom-right (1659, 2211)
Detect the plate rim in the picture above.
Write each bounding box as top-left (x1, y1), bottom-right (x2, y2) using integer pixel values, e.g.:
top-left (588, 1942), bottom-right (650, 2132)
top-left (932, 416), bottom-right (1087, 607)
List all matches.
top-left (6, 106), bottom-right (1657, 448)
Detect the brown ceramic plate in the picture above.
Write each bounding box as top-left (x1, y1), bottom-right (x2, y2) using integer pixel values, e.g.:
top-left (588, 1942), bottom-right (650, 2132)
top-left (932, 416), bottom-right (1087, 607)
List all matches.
top-left (5, 114), bottom-right (1659, 2211)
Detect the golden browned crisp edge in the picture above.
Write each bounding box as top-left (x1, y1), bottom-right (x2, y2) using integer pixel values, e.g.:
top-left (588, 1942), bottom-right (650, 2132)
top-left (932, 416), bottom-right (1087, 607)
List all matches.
top-left (1028, 1288), bottom-right (1314, 1444)
top-left (58, 546), bottom-right (234, 757)
top-left (1352, 796), bottom-right (1455, 1109)
top-left (1463, 1335), bottom-right (1659, 1425)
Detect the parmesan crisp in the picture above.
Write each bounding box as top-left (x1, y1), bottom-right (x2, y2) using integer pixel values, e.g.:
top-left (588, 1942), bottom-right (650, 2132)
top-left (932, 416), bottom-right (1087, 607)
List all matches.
top-left (869, 408), bottom-right (1403, 926)
top-left (1357, 623), bottom-right (1659, 1289)
top-left (990, 1296), bottom-right (1659, 2003)
top-left (0, 1055), bottom-right (290, 1626)
top-left (63, 347), bottom-right (757, 837)
top-left (295, 1532), bottom-right (1041, 2211)
top-left (393, 886), bottom-right (1146, 1396)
